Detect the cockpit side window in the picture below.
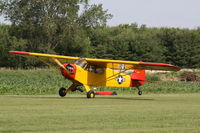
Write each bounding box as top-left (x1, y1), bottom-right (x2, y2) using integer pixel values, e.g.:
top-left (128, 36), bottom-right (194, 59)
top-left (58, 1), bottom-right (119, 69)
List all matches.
top-left (85, 64), bottom-right (104, 74)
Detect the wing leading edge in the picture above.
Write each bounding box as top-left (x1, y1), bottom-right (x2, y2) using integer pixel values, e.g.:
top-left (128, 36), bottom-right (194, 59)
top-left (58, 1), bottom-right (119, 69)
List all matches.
top-left (9, 51), bottom-right (79, 60)
top-left (9, 51), bottom-right (181, 71)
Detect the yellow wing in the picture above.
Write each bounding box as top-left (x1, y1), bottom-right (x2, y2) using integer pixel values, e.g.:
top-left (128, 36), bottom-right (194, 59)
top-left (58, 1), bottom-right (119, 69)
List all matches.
top-left (9, 51), bottom-right (181, 71)
top-left (85, 58), bottom-right (181, 71)
top-left (9, 51), bottom-right (79, 71)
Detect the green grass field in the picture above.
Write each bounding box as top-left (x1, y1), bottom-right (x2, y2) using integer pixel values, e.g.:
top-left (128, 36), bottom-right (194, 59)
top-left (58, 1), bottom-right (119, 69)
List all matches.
top-left (0, 94), bottom-right (200, 133)
top-left (1, 69), bottom-right (200, 132)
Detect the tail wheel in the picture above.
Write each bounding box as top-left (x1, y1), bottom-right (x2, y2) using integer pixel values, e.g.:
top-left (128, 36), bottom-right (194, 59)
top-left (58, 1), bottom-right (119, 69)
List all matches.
top-left (137, 87), bottom-right (142, 96)
top-left (138, 90), bottom-right (142, 95)
top-left (59, 87), bottom-right (67, 97)
top-left (87, 90), bottom-right (95, 98)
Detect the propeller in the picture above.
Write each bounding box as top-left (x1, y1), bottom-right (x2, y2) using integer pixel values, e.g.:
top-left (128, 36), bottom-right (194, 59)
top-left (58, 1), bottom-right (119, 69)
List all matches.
top-left (53, 58), bottom-right (66, 70)
top-left (53, 58), bottom-right (73, 74)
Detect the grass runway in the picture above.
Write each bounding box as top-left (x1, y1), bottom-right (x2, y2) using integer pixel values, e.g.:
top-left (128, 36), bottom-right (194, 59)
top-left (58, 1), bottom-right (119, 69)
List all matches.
top-left (0, 94), bottom-right (200, 133)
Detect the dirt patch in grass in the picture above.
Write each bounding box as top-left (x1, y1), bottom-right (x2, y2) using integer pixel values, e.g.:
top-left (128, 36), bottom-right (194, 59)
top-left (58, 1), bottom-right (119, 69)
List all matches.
top-left (180, 71), bottom-right (200, 82)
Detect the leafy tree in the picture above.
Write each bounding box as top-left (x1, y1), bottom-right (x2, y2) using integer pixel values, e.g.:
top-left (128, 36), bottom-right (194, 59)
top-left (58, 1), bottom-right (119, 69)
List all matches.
top-left (0, 0), bottom-right (112, 67)
top-left (0, 24), bottom-right (11, 67)
top-left (172, 29), bottom-right (200, 68)
top-left (89, 24), bottom-right (166, 62)
top-left (1, 0), bottom-right (112, 54)
top-left (157, 28), bottom-right (200, 68)
top-left (1, 0), bottom-right (200, 68)
top-left (55, 25), bottom-right (90, 57)
top-left (78, 4), bottom-right (112, 27)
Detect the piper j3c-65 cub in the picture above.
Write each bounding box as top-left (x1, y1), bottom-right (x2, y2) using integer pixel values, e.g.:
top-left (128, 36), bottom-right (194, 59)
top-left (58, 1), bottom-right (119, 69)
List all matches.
top-left (9, 51), bottom-right (181, 98)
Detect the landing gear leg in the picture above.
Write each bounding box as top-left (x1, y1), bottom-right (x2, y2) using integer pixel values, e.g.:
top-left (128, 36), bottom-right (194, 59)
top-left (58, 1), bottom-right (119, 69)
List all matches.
top-left (59, 83), bottom-right (78, 97)
top-left (71, 87), bottom-right (84, 92)
top-left (137, 87), bottom-right (142, 96)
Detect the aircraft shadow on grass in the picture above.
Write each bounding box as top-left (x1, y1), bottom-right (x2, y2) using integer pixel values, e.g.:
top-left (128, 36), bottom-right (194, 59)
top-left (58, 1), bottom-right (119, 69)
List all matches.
top-left (7, 95), bottom-right (154, 101)
top-left (95, 96), bottom-right (154, 101)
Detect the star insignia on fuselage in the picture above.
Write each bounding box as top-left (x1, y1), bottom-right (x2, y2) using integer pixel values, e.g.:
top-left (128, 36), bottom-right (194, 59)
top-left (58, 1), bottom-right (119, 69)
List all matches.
top-left (116, 75), bottom-right (125, 84)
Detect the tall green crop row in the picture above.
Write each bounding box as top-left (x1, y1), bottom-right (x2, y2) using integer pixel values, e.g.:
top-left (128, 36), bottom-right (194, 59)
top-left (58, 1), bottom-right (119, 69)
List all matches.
top-left (0, 69), bottom-right (200, 95)
top-left (0, 69), bottom-right (70, 95)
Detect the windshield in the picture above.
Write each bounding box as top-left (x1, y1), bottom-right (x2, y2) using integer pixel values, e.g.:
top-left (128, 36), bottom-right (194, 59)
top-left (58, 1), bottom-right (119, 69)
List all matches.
top-left (74, 59), bottom-right (87, 68)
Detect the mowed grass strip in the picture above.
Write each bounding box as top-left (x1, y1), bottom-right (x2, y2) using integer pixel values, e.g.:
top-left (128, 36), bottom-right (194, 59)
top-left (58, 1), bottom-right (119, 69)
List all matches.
top-left (0, 94), bottom-right (200, 133)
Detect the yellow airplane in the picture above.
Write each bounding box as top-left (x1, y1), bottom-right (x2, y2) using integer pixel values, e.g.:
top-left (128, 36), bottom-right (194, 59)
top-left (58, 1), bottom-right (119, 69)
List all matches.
top-left (9, 51), bottom-right (181, 98)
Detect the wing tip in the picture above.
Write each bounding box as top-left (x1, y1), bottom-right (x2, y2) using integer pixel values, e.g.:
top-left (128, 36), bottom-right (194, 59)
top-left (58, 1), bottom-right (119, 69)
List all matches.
top-left (9, 51), bottom-right (30, 55)
top-left (139, 62), bottom-right (181, 71)
top-left (174, 66), bottom-right (181, 71)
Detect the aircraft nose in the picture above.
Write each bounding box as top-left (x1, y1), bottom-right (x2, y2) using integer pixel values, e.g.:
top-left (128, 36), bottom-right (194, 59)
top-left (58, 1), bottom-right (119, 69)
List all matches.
top-left (66, 64), bottom-right (74, 73)
top-left (60, 64), bottom-right (76, 79)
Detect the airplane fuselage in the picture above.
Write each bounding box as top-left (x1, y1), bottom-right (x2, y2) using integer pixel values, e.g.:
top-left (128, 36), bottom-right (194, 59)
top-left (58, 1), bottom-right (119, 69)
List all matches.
top-left (60, 64), bottom-right (145, 88)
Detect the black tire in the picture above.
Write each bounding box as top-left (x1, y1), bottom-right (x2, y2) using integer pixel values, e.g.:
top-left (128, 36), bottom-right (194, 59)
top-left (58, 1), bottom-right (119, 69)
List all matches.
top-left (59, 87), bottom-right (67, 97)
top-left (138, 90), bottom-right (142, 96)
top-left (87, 90), bottom-right (95, 98)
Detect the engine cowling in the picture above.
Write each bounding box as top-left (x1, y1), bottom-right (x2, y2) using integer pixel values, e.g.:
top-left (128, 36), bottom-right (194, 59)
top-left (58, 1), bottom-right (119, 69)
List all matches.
top-left (60, 64), bottom-right (76, 79)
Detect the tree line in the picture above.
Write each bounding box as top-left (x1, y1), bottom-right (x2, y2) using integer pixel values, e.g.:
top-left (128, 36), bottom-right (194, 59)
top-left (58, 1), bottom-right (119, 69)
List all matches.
top-left (0, 0), bottom-right (200, 68)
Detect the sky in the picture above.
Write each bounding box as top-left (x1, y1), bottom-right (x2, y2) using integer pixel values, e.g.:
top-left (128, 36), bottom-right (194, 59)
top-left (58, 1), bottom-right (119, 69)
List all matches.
top-left (1, 0), bottom-right (200, 29)
top-left (90, 0), bottom-right (200, 29)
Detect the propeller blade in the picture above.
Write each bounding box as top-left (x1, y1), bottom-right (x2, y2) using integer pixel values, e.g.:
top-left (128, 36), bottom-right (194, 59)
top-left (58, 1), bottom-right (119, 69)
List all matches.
top-left (53, 58), bottom-right (66, 70)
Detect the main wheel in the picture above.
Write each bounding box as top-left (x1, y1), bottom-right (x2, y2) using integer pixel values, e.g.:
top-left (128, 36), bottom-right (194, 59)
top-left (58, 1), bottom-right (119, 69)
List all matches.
top-left (87, 90), bottom-right (95, 98)
top-left (59, 87), bottom-right (67, 97)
